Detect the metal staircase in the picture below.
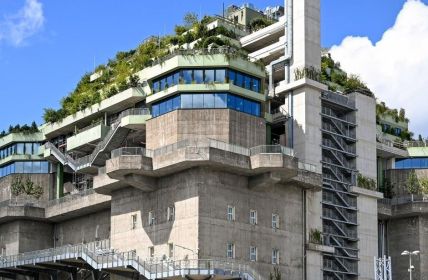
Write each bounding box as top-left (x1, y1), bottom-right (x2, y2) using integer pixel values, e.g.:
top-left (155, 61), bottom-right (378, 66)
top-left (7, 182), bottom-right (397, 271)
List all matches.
top-left (321, 92), bottom-right (358, 280)
top-left (45, 108), bottom-right (150, 171)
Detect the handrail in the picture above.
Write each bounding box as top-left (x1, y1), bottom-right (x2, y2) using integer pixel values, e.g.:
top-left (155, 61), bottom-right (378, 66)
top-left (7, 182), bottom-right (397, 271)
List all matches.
top-left (111, 147), bottom-right (153, 158)
top-left (379, 194), bottom-right (428, 206)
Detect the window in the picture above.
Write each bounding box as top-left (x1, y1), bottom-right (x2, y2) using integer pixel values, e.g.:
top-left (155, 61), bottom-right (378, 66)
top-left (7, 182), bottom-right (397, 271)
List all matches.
top-left (204, 69), bottom-right (215, 83)
top-left (227, 205), bottom-right (235, 221)
top-left (193, 94), bottom-right (203, 108)
top-left (272, 249), bottom-right (279, 264)
top-left (183, 70), bottom-right (193, 84)
top-left (131, 214), bottom-right (137, 229)
top-left (214, 93), bottom-right (227, 108)
top-left (169, 243), bottom-right (174, 258)
top-left (203, 93), bottom-right (215, 108)
top-left (148, 211), bottom-right (155, 226)
top-left (272, 214), bottom-right (279, 229)
top-left (236, 72), bottom-right (244, 87)
top-left (249, 210), bottom-right (257, 225)
top-left (227, 243), bottom-right (235, 259)
top-left (215, 69), bottom-right (226, 83)
top-left (149, 246), bottom-right (155, 258)
top-left (181, 94), bottom-right (193, 108)
top-left (229, 70), bottom-right (236, 84)
top-left (250, 246), bottom-right (257, 261)
top-left (194, 69), bottom-right (204, 83)
top-left (167, 206), bottom-right (175, 222)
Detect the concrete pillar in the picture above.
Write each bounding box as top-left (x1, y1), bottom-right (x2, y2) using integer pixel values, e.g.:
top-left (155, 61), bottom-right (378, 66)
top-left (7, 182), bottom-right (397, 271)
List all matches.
top-left (56, 164), bottom-right (64, 199)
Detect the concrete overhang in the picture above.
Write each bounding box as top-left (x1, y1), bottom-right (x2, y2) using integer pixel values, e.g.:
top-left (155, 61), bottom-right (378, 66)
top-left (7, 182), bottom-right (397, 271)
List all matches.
top-left (274, 78), bottom-right (328, 96)
top-left (378, 201), bottom-right (428, 219)
top-left (240, 18), bottom-right (286, 52)
top-left (0, 133), bottom-right (45, 150)
top-left (376, 142), bottom-right (408, 158)
top-left (0, 205), bottom-right (45, 222)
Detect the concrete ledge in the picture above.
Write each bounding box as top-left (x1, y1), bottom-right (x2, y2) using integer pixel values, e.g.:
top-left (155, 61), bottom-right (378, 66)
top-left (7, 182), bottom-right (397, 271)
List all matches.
top-left (351, 186), bottom-right (383, 199)
top-left (288, 169), bottom-right (323, 191)
top-left (0, 205), bottom-right (45, 222)
top-left (379, 201), bottom-right (428, 218)
top-left (306, 243), bottom-right (335, 254)
top-left (45, 192), bottom-right (111, 222)
top-left (93, 173), bottom-right (130, 195)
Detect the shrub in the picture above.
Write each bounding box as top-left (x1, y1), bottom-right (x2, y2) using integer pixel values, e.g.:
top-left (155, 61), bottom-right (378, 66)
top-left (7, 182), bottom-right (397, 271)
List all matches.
top-left (357, 174), bottom-right (377, 191)
top-left (11, 175), bottom-right (44, 199)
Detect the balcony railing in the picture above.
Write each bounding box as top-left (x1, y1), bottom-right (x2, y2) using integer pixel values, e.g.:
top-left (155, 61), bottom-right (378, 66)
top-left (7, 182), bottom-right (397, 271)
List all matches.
top-left (111, 147), bottom-right (153, 158)
top-left (379, 194), bottom-right (428, 206)
top-left (321, 92), bottom-right (356, 109)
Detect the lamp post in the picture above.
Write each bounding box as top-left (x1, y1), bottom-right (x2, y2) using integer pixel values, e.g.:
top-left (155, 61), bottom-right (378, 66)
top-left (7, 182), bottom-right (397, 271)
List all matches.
top-left (401, 250), bottom-right (420, 280)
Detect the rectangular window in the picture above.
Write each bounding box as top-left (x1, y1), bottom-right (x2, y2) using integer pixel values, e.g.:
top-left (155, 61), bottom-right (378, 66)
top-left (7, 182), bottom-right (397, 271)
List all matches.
top-left (252, 78), bottom-right (260, 93)
top-left (166, 74), bottom-right (173, 88)
top-left (203, 93), bottom-right (215, 108)
top-left (193, 94), bottom-right (203, 108)
top-left (152, 104), bottom-right (160, 117)
top-left (148, 211), bottom-right (155, 226)
top-left (272, 214), bottom-right (279, 229)
top-left (194, 69), bottom-right (204, 83)
top-left (204, 69), bottom-right (215, 83)
top-left (251, 102), bottom-right (261, 117)
top-left (236, 72), bottom-right (244, 87)
top-left (131, 214), bottom-right (137, 229)
top-left (214, 93), bottom-right (227, 108)
top-left (227, 205), bottom-right (235, 221)
top-left (181, 94), bottom-right (193, 108)
top-left (227, 242), bottom-right (235, 259)
top-left (243, 99), bottom-right (252, 114)
top-left (250, 246), bottom-right (257, 261)
top-left (167, 206), bottom-right (175, 222)
top-left (227, 94), bottom-right (236, 109)
top-left (272, 249), bottom-right (279, 264)
top-left (183, 70), bottom-right (193, 84)
top-left (172, 72), bottom-right (180, 85)
top-left (215, 69), bottom-right (226, 83)
top-left (172, 95), bottom-right (181, 110)
top-left (250, 210), bottom-right (257, 225)
top-left (149, 246), bottom-right (155, 258)
top-left (169, 243), bottom-right (174, 258)
top-left (165, 99), bottom-right (173, 113)
top-left (244, 75), bottom-right (251, 90)
top-left (153, 81), bottom-right (160, 93)
top-left (16, 144), bottom-right (24, 155)
top-left (228, 70), bottom-right (236, 84)
top-left (25, 143), bottom-right (33, 155)
top-left (32, 161), bottom-right (41, 173)
top-left (159, 101), bottom-right (167, 115)
top-left (160, 78), bottom-right (166, 91)
top-left (235, 96), bottom-right (244, 112)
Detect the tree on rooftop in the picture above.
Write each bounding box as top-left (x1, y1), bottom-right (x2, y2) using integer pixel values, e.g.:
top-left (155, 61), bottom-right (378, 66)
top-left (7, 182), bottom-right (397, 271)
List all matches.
top-left (183, 12), bottom-right (199, 28)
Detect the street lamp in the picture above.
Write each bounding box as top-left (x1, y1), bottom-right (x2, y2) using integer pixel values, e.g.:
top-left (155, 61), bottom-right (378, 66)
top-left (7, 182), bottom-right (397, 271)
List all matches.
top-left (401, 250), bottom-right (420, 280)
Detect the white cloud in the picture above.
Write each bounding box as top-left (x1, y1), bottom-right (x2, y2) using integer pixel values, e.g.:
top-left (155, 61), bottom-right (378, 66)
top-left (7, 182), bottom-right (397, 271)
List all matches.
top-left (0, 0), bottom-right (45, 46)
top-left (330, 0), bottom-right (428, 136)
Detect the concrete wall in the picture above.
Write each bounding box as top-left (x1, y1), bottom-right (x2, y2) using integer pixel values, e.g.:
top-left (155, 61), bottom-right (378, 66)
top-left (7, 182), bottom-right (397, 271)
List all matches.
top-left (0, 220), bottom-right (53, 256)
top-left (54, 210), bottom-right (110, 246)
top-left (386, 168), bottom-right (428, 196)
top-left (0, 174), bottom-right (53, 202)
top-left (198, 169), bottom-right (305, 279)
top-left (146, 109), bottom-right (266, 150)
top-left (351, 92), bottom-right (377, 180)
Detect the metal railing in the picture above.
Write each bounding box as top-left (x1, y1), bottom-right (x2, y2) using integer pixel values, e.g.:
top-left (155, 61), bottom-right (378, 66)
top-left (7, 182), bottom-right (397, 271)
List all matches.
top-left (379, 194), bottom-right (428, 206)
top-left (46, 188), bottom-right (96, 208)
top-left (111, 147), bottom-right (153, 158)
top-left (321, 91), bottom-right (356, 109)
top-left (249, 145), bottom-right (294, 157)
top-left (151, 47), bottom-right (241, 68)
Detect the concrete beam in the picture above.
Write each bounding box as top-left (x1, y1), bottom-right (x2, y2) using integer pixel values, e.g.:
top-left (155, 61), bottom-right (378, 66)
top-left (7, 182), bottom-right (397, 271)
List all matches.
top-left (248, 172), bottom-right (281, 191)
top-left (123, 174), bottom-right (157, 192)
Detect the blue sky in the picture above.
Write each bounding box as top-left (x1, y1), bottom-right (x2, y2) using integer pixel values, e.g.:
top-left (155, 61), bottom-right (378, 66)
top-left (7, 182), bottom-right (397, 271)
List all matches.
top-left (0, 0), bottom-right (426, 133)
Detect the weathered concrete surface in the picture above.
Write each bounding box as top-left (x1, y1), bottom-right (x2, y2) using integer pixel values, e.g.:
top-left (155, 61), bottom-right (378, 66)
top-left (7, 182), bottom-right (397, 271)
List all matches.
top-left (0, 174), bottom-right (54, 202)
top-left (146, 109), bottom-right (266, 150)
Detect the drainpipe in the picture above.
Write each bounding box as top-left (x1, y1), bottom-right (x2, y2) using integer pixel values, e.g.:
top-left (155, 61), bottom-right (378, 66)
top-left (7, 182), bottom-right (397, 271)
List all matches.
top-left (302, 189), bottom-right (307, 280)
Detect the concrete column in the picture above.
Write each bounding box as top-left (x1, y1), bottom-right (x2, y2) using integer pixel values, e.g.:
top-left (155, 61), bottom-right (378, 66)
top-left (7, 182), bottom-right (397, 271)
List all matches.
top-left (56, 164), bottom-right (64, 199)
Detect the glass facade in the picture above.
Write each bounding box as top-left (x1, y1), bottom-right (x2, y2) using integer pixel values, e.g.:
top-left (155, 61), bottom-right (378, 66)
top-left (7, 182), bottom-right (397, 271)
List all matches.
top-left (395, 157), bottom-right (428, 169)
top-left (0, 142), bottom-right (41, 160)
top-left (152, 93), bottom-right (261, 118)
top-left (0, 161), bottom-right (50, 178)
top-left (152, 68), bottom-right (262, 94)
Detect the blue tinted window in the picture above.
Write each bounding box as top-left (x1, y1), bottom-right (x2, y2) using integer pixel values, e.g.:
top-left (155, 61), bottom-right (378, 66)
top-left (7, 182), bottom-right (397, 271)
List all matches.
top-left (244, 75), bottom-right (251, 90)
top-left (236, 73), bottom-right (244, 87)
top-left (153, 81), bottom-right (160, 93)
top-left (160, 101), bottom-right (167, 115)
top-left (252, 78), bottom-right (260, 93)
top-left (193, 94), bottom-right (203, 108)
top-left (152, 104), bottom-right (159, 117)
top-left (235, 96), bottom-right (244, 111)
top-left (229, 70), bottom-right (236, 84)
top-left (167, 74), bottom-right (173, 87)
top-left (215, 69), bottom-right (226, 83)
top-left (227, 94), bottom-right (236, 109)
top-left (194, 70), bottom-right (204, 83)
top-left (172, 96), bottom-right (181, 110)
top-left (252, 102), bottom-right (261, 116)
top-left (183, 70), bottom-right (193, 84)
top-left (204, 93), bottom-right (215, 108)
top-left (166, 99), bottom-right (173, 113)
top-left (244, 99), bottom-right (252, 114)
top-left (181, 94), bottom-right (193, 108)
top-left (215, 93), bottom-right (227, 108)
top-left (15, 162), bottom-right (23, 173)
top-left (204, 70), bottom-right (215, 83)
top-left (173, 72), bottom-right (180, 85)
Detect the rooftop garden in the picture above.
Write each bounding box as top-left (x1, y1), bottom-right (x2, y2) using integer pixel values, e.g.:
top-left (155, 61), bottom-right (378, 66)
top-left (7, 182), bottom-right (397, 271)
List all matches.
top-left (0, 122), bottom-right (39, 139)
top-left (42, 13), bottom-right (254, 125)
top-left (320, 54), bottom-right (374, 97)
top-left (376, 101), bottom-right (413, 141)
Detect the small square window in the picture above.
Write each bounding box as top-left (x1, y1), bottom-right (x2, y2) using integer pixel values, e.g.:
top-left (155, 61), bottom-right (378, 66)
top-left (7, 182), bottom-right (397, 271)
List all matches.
top-left (167, 206), bottom-right (175, 222)
top-left (250, 246), bottom-right (257, 261)
top-left (272, 249), bottom-right (279, 264)
top-left (250, 210), bottom-right (257, 225)
top-left (227, 205), bottom-right (235, 221)
top-left (227, 242), bottom-right (235, 259)
top-left (148, 211), bottom-right (155, 226)
top-left (131, 214), bottom-right (137, 230)
top-left (149, 246), bottom-right (155, 258)
top-left (272, 214), bottom-right (279, 229)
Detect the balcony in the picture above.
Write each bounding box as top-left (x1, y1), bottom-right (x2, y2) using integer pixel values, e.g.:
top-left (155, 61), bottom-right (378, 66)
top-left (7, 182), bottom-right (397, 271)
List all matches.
top-left (66, 122), bottom-right (110, 152)
top-left (0, 133), bottom-right (44, 150)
